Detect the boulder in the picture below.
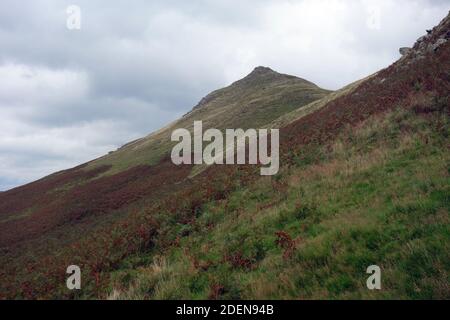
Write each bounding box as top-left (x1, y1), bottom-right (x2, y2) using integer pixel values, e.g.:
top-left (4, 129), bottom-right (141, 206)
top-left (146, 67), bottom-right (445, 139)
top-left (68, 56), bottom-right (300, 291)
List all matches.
top-left (399, 47), bottom-right (412, 56)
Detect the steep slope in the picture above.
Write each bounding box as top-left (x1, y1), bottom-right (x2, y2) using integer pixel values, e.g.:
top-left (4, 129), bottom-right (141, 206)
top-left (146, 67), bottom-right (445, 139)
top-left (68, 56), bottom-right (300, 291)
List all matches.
top-left (0, 67), bottom-right (329, 250)
top-left (0, 12), bottom-right (449, 299)
top-left (89, 66), bottom-right (330, 173)
top-left (107, 13), bottom-right (450, 300)
top-left (0, 67), bottom-right (330, 298)
top-left (269, 75), bottom-right (373, 129)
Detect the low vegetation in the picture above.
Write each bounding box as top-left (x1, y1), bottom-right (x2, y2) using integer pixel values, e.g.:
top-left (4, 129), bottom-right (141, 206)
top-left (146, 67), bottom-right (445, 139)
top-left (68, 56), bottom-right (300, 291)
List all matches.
top-left (107, 106), bottom-right (449, 299)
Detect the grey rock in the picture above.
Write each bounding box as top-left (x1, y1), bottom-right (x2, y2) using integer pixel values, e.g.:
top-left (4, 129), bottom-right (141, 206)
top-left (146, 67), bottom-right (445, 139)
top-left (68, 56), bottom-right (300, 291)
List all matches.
top-left (416, 35), bottom-right (429, 44)
top-left (430, 38), bottom-right (447, 52)
top-left (399, 47), bottom-right (412, 56)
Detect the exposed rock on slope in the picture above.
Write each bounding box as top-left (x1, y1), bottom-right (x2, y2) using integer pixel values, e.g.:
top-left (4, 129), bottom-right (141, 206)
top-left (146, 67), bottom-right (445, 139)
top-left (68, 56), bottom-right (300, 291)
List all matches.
top-left (401, 13), bottom-right (449, 63)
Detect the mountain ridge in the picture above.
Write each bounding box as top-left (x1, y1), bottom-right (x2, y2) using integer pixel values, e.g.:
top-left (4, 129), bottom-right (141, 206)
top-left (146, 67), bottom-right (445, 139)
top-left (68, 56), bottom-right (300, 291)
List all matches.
top-left (191, 66), bottom-right (320, 113)
top-left (86, 66), bottom-right (330, 174)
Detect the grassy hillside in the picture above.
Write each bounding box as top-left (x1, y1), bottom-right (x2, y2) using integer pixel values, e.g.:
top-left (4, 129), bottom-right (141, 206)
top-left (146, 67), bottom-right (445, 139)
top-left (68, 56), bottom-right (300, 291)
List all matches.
top-left (109, 106), bottom-right (449, 299)
top-left (0, 13), bottom-right (449, 300)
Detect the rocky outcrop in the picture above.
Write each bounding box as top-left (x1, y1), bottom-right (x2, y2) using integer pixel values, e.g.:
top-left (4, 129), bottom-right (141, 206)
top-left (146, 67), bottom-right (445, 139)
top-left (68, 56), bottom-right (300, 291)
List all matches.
top-left (399, 47), bottom-right (412, 56)
top-left (398, 11), bottom-right (449, 64)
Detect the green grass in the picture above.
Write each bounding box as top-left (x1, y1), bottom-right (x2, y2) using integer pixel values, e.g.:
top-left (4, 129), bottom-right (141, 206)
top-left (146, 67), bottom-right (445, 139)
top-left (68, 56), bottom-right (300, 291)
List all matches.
top-left (107, 107), bottom-right (449, 300)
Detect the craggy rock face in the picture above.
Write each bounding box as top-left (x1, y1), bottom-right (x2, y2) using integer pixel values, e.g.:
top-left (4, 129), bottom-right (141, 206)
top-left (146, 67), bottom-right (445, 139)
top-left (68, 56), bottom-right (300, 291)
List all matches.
top-left (399, 47), bottom-right (412, 56)
top-left (401, 11), bottom-right (450, 63)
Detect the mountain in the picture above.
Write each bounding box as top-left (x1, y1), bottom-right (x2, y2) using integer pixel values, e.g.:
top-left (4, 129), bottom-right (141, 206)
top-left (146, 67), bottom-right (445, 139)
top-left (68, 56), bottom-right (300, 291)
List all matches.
top-left (89, 66), bottom-right (330, 173)
top-left (0, 12), bottom-right (449, 299)
top-left (0, 66), bottom-right (329, 249)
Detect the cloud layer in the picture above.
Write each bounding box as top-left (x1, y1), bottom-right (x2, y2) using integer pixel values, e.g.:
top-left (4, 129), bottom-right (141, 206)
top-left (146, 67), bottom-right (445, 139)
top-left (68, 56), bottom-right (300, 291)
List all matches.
top-left (0, 0), bottom-right (448, 190)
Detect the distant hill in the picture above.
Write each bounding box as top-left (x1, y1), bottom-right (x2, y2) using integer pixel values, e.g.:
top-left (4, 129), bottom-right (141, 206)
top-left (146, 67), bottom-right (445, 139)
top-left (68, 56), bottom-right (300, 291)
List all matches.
top-left (89, 66), bottom-right (331, 173)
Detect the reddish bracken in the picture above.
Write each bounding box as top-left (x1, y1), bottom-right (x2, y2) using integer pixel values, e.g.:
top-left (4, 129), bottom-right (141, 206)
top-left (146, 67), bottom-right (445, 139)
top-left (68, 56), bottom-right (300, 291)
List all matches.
top-left (0, 157), bottom-right (193, 247)
top-left (275, 231), bottom-right (300, 260)
top-left (224, 251), bottom-right (254, 270)
top-left (208, 283), bottom-right (225, 300)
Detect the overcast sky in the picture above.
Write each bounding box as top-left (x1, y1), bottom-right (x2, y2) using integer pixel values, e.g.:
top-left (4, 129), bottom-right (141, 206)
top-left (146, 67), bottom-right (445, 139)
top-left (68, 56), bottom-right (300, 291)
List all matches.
top-left (0, 0), bottom-right (448, 190)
